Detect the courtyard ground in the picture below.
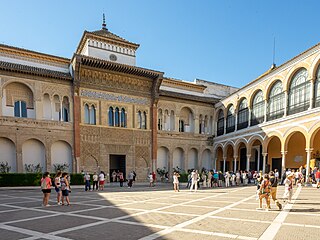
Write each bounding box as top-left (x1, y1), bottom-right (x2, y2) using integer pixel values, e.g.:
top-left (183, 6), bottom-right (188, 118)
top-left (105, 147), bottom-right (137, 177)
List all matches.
top-left (0, 183), bottom-right (319, 240)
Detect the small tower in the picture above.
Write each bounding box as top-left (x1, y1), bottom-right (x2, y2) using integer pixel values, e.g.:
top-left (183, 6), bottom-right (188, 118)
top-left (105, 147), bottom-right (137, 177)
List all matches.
top-left (76, 14), bottom-right (140, 66)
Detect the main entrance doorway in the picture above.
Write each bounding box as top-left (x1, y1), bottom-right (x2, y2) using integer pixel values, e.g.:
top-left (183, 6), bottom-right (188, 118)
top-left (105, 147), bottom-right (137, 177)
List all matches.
top-left (109, 155), bottom-right (126, 182)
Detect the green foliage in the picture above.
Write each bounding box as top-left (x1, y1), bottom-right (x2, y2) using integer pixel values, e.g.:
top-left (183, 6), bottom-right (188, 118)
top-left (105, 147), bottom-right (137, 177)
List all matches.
top-left (53, 163), bottom-right (69, 172)
top-left (0, 173), bottom-right (84, 187)
top-left (178, 173), bottom-right (188, 182)
top-left (156, 167), bottom-right (166, 176)
top-left (24, 164), bottom-right (42, 173)
top-left (0, 162), bottom-right (11, 173)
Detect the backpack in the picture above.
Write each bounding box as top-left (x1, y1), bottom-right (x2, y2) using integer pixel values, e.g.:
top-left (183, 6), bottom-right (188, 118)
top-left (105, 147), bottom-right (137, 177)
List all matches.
top-left (260, 180), bottom-right (270, 194)
top-left (41, 178), bottom-right (47, 190)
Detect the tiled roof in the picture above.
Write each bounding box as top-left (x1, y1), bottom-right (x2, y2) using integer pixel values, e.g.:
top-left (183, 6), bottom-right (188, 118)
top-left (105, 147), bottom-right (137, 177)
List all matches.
top-left (89, 29), bottom-right (139, 47)
top-left (0, 61), bottom-right (72, 80)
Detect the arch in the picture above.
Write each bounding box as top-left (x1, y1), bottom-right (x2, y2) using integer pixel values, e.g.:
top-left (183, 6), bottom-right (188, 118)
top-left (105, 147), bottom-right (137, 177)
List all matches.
top-left (284, 131), bottom-right (307, 169)
top-left (267, 80), bottom-right (285, 121)
top-left (265, 77), bottom-right (285, 100)
top-left (234, 138), bottom-right (248, 152)
top-left (84, 104), bottom-right (90, 124)
top-left (237, 97), bottom-right (249, 130)
top-left (264, 131), bottom-right (284, 149)
top-left (217, 109), bottom-right (225, 136)
top-left (170, 110), bottom-right (175, 131)
top-left (309, 120), bottom-right (320, 146)
top-left (266, 135), bottom-right (282, 174)
top-left (22, 139), bottom-right (46, 172)
top-left (187, 148), bottom-right (198, 170)
top-left (51, 140), bottom-right (72, 172)
top-left (248, 134), bottom-right (264, 150)
top-left (173, 147), bottom-right (184, 170)
top-left (179, 107), bottom-right (194, 132)
top-left (284, 127), bottom-right (309, 150)
top-left (285, 64), bottom-right (311, 91)
top-left (158, 109), bottom-right (163, 130)
top-left (121, 108), bottom-right (126, 127)
top-left (0, 137), bottom-right (16, 172)
top-left (215, 145), bottom-right (224, 171)
top-left (52, 95), bottom-right (60, 121)
top-left (115, 107), bottom-right (120, 126)
top-left (251, 90), bottom-right (264, 125)
top-left (309, 53), bottom-right (320, 79)
top-left (314, 64), bottom-right (320, 107)
top-left (138, 111), bottom-right (142, 129)
top-left (201, 149), bottom-right (211, 170)
top-left (157, 147), bottom-right (169, 170)
top-left (43, 93), bottom-right (51, 120)
top-left (226, 104), bottom-right (235, 133)
top-left (62, 96), bottom-right (70, 122)
top-left (142, 111), bottom-right (147, 129)
top-left (108, 107), bottom-right (114, 126)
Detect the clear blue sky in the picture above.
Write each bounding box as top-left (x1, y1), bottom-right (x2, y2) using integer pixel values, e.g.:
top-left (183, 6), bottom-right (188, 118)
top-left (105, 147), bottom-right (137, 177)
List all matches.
top-left (1, 0), bottom-right (320, 88)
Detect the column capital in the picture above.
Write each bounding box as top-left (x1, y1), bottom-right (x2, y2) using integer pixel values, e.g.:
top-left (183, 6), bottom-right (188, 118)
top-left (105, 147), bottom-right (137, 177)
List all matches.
top-left (246, 154), bottom-right (251, 158)
top-left (305, 148), bottom-right (314, 153)
top-left (281, 151), bottom-right (288, 155)
top-left (223, 156), bottom-right (227, 160)
top-left (233, 155), bottom-right (238, 160)
top-left (262, 152), bottom-right (268, 157)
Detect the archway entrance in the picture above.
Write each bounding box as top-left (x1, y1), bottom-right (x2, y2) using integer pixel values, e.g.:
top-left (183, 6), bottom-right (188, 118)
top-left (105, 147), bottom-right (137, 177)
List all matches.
top-left (238, 143), bottom-right (247, 171)
top-left (267, 136), bottom-right (281, 175)
top-left (110, 155), bottom-right (126, 181)
top-left (250, 140), bottom-right (263, 171)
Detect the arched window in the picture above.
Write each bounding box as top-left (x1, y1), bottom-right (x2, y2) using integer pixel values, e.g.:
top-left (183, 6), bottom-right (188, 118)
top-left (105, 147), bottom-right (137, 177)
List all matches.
top-left (121, 108), bottom-right (126, 127)
top-left (108, 107), bottom-right (114, 126)
top-left (251, 90), bottom-right (264, 126)
top-left (62, 97), bottom-right (69, 122)
top-left (237, 98), bottom-right (248, 130)
top-left (267, 80), bottom-right (284, 121)
top-left (158, 109), bottom-right (163, 130)
top-left (199, 115), bottom-right (203, 134)
top-left (14, 100), bottom-right (27, 118)
top-left (226, 105), bottom-right (235, 133)
top-left (288, 68), bottom-right (309, 115)
top-left (142, 111), bottom-right (147, 129)
top-left (217, 109), bottom-right (224, 136)
top-left (115, 107), bottom-right (120, 127)
top-left (90, 106), bottom-right (96, 125)
top-left (138, 111), bottom-right (142, 129)
top-left (84, 104), bottom-right (90, 124)
top-left (315, 66), bottom-right (320, 107)
top-left (179, 120), bottom-right (184, 132)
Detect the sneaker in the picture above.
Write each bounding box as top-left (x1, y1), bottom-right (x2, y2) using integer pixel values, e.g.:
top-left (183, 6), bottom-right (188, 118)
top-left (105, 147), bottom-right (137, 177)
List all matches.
top-left (57, 202), bottom-right (62, 205)
top-left (45, 204), bottom-right (51, 207)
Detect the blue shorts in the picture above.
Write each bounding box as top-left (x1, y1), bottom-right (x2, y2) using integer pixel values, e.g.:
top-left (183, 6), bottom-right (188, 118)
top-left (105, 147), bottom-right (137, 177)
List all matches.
top-left (55, 187), bottom-right (61, 193)
top-left (62, 190), bottom-right (69, 196)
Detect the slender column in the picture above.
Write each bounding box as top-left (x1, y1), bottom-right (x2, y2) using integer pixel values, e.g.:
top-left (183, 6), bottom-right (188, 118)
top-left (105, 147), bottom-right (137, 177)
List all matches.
top-left (214, 158), bottom-right (217, 171)
top-left (234, 156), bottom-right (238, 172)
top-left (223, 118), bottom-right (226, 134)
top-left (264, 99), bottom-right (267, 122)
top-left (161, 114), bottom-right (164, 130)
top-left (281, 151), bottom-right (287, 175)
top-left (309, 79), bottom-right (315, 109)
top-left (262, 153), bottom-right (268, 174)
top-left (60, 101), bottom-right (63, 121)
top-left (235, 112), bottom-right (238, 131)
top-left (246, 155), bottom-right (251, 171)
top-left (284, 91), bottom-right (288, 117)
top-left (223, 157), bottom-right (227, 173)
top-left (306, 148), bottom-right (313, 183)
top-left (248, 108), bottom-right (251, 127)
top-left (113, 109), bottom-right (115, 126)
top-left (51, 100), bottom-right (55, 120)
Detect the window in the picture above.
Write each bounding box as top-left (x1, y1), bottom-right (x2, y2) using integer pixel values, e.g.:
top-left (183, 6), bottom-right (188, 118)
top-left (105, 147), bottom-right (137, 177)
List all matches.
top-left (226, 105), bottom-right (235, 133)
top-left (142, 111), bottom-right (147, 129)
top-left (121, 108), bottom-right (126, 127)
top-left (179, 120), bottom-right (184, 132)
top-left (84, 104), bottom-right (90, 124)
top-left (251, 90), bottom-right (264, 126)
top-left (138, 111), bottom-right (142, 129)
top-left (115, 107), bottom-right (120, 127)
top-left (199, 115), bottom-right (203, 134)
top-left (288, 68), bottom-right (310, 115)
top-left (237, 98), bottom-right (248, 130)
top-left (315, 66), bottom-right (320, 108)
top-left (158, 109), bottom-right (163, 130)
top-left (14, 101), bottom-right (27, 118)
top-left (108, 107), bottom-right (114, 126)
top-left (90, 106), bottom-right (96, 125)
top-left (217, 109), bottom-right (224, 136)
top-left (267, 80), bottom-right (284, 121)
top-left (63, 107), bottom-right (69, 122)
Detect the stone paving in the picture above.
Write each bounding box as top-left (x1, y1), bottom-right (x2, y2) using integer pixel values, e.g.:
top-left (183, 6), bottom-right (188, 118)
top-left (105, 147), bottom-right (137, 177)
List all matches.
top-left (0, 183), bottom-right (319, 240)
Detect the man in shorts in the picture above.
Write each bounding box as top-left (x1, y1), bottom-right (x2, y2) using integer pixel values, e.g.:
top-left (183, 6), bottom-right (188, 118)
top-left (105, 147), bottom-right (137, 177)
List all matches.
top-left (316, 168), bottom-right (320, 189)
top-left (99, 171), bottom-right (105, 191)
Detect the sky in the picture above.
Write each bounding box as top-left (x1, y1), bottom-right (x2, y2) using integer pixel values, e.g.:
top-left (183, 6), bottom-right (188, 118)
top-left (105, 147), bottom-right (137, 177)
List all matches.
top-left (1, 0), bottom-right (320, 88)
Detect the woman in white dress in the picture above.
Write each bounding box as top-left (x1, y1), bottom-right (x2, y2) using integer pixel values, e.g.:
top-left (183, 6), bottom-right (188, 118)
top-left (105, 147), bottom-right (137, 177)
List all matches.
top-left (173, 172), bottom-right (180, 192)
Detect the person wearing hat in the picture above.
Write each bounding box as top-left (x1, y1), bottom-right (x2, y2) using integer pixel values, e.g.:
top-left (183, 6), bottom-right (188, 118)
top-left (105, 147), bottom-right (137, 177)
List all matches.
top-left (283, 172), bottom-right (294, 203)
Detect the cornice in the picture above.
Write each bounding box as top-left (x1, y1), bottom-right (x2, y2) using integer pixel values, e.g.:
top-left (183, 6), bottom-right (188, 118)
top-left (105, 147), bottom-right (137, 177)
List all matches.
top-left (162, 78), bottom-right (205, 93)
top-left (159, 89), bottom-right (219, 104)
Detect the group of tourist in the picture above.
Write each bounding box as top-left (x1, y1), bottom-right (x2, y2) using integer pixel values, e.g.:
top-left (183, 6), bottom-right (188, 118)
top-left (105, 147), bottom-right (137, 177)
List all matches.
top-left (83, 171), bottom-right (106, 191)
top-left (40, 171), bottom-right (71, 207)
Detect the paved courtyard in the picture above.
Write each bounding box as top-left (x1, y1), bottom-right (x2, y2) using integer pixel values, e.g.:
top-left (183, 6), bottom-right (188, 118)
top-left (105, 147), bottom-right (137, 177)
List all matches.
top-left (0, 184), bottom-right (319, 240)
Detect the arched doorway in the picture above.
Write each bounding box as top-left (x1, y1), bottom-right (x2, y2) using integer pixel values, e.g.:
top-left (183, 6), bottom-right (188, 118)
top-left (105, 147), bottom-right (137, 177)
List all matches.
top-left (51, 141), bottom-right (72, 172)
top-left (173, 148), bottom-right (184, 171)
top-left (267, 136), bottom-right (282, 175)
top-left (250, 139), bottom-right (263, 171)
top-left (188, 148), bottom-right (198, 170)
top-left (311, 127), bottom-right (320, 169)
top-left (22, 139), bottom-right (45, 172)
top-left (157, 147), bottom-right (169, 170)
top-left (237, 142), bottom-right (247, 171)
top-left (286, 132), bottom-right (306, 170)
top-left (216, 146), bottom-right (223, 172)
top-left (0, 137), bottom-right (16, 172)
top-left (201, 149), bottom-right (211, 170)
top-left (225, 144), bottom-right (234, 171)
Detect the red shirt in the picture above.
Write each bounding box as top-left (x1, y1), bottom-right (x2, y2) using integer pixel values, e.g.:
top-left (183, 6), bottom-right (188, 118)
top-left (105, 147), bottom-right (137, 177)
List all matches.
top-left (316, 171), bottom-right (320, 179)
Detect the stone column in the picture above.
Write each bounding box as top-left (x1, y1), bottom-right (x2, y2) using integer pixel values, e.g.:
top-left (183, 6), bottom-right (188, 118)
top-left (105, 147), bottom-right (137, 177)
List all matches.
top-left (235, 112), bottom-right (238, 131)
top-left (223, 156), bottom-right (227, 173)
top-left (246, 155), bottom-right (251, 171)
top-left (309, 79), bottom-right (315, 109)
top-left (281, 151), bottom-right (287, 175)
top-left (151, 103), bottom-right (158, 172)
top-left (234, 156), bottom-right (238, 172)
top-left (175, 115), bottom-right (179, 132)
top-left (51, 100), bottom-right (55, 120)
top-left (284, 91), bottom-right (288, 117)
top-left (262, 153), bottom-right (268, 173)
top-left (264, 99), bottom-right (268, 122)
top-left (223, 118), bottom-right (226, 134)
top-left (306, 148), bottom-right (313, 183)
top-left (248, 108), bottom-right (251, 127)
top-left (60, 101), bottom-right (63, 121)
top-left (214, 158), bottom-right (217, 170)
top-left (16, 144), bottom-right (23, 173)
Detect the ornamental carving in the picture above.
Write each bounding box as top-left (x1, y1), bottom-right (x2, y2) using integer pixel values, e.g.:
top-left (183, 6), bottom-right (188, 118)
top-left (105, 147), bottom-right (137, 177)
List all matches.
top-left (41, 83), bottom-right (71, 99)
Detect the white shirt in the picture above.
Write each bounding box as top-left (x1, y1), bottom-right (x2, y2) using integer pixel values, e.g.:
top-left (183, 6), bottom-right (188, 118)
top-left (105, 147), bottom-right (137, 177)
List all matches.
top-left (173, 175), bottom-right (179, 183)
top-left (99, 173), bottom-right (105, 181)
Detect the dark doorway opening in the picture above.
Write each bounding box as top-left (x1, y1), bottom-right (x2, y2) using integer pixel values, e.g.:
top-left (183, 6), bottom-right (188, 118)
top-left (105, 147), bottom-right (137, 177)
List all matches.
top-left (240, 148), bottom-right (247, 170)
top-left (272, 158), bottom-right (282, 176)
top-left (110, 155), bottom-right (126, 182)
top-left (219, 161), bottom-right (230, 172)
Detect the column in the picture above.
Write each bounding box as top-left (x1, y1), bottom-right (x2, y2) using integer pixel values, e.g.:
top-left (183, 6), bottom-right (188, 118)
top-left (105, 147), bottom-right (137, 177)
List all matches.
top-left (113, 109), bottom-right (115, 126)
top-left (235, 112), bottom-right (238, 131)
top-left (248, 108), bottom-right (251, 127)
top-left (246, 155), bottom-right (251, 171)
top-left (223, 118), bottom-right (227, 134)
top-left (264, 99), bottom-right (267, 122)
top-left (161, 114), bottom-right (164, 130)
top-left (223, 157), bottom-right (227, 173)
top-left (60, 101), bottom-right (63, 121)
top-left (51, 100), bottom-right (55, 120)
top-left (262, 153), bottom-right (268, 174)
top-left (309, 79), bottom-right (315, 109)
top-left (214, 158), bottom-right (217, 171)
top-left (234, 156), bottom-right (238, 172)
top-left (281, 151), bottom-right (287, 175)
top-left (284, 91), bottom-right (288, 117)
top-left (306, 148), bottom-right (313, 183)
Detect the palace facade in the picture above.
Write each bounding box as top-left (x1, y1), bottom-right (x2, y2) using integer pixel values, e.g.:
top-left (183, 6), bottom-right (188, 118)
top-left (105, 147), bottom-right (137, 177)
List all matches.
top-left (0, 20), bottom-right (319, 180)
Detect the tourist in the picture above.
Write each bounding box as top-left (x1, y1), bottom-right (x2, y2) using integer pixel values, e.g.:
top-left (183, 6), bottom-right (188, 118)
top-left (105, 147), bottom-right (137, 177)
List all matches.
top-left (152, 171), bottom-right (156, 186)
top-left (236, 171), bottom-right (241, 186)
top-left (283, 173), bottom-right (294, 203)
top-left (41, 172), bottom-right (52, 207)
top-left (99, 171), bottom-right (105, 191)
top-left (315, 168), bottom-right (320, 189)
top-left (119, 171), bottom-right (124, 187)
top-left (242, 171), bottom-right (248, 186)
top-left (149, 172), bottom-right (153, 187)
top-left (213, 171), bottom-right (219, 187)
top-left (274, 169), bottom-right (279, 183)
top-left (165, 171), bottom-right (169, 183)
top-left (231, 172), bottom-right (236, 186)
top-left (84, 172), bottom-right (91, 191)
top-left (112, 170), bottom-right (117, 182)
top-left (224, 171), bottom-right (230, 187)
top-left (190, 170), bottom-right (199, 192)
top-left (253, 171), bottom-right (258, 184)
top-left (258, 174), bottom-right (271, 210)
top-left (133, 171), bottom-right (137, 182)
top-left (202, 171), bottom-right (207, 187)
top-left (60, 172), bottom-right (71, 206)
top-left (54, 171), bottom-right (62, 205)
top-left (186, 171), bottom-right (192, 188)
top-left (128, 171), bottom-right (134, 188)
top-left (173, 171), bottom-right (180, 192)
top-left (207, 170), bottom-right (212, 188)
top-left (269, 171), bottom-right (282, 210)
top-left (92, 172), bottom-right (98, 191)
top-left (218, 171), bottom-right (223, 187)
